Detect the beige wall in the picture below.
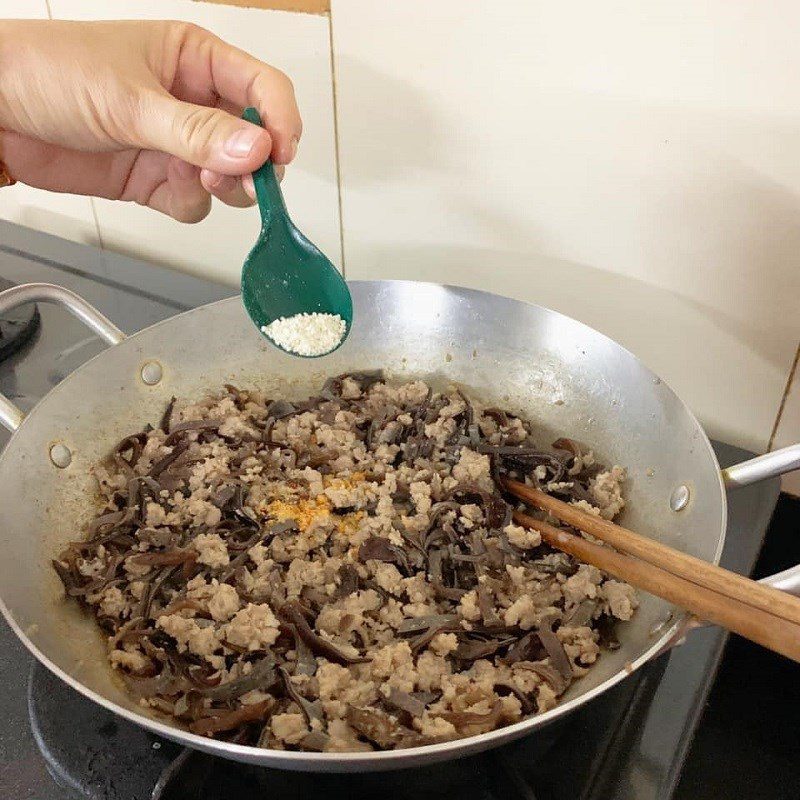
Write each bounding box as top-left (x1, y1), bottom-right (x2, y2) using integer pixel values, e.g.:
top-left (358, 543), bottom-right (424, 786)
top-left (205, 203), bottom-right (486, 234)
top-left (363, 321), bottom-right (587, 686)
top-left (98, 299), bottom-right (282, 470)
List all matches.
top-left (1, 0), bottom-right (799, 470)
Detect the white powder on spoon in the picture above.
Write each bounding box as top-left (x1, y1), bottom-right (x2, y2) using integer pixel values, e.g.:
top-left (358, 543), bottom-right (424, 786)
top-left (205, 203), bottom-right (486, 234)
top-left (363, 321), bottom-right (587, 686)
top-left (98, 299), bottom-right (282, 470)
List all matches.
top-left (261, 312), bottom-right (346, 357)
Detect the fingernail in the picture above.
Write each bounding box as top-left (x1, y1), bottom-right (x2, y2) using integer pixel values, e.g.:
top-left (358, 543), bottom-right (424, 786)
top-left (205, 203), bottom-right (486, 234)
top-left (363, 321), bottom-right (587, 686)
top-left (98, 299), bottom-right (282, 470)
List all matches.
top-left (290, 136), bottom-right (299, 161)
top-left (224, 127), bottom-right (261, 159)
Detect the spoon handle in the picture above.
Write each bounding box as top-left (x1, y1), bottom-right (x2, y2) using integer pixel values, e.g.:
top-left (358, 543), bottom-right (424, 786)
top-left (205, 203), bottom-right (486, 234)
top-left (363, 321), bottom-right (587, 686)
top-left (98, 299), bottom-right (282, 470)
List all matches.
top-left (242, 107), bottom-right (287, 230)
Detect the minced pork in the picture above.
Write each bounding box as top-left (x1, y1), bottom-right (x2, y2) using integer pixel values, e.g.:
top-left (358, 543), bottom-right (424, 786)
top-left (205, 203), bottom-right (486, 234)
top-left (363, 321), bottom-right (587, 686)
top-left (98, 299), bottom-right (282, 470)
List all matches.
top-left (52, 372), bottom-right (635, 752)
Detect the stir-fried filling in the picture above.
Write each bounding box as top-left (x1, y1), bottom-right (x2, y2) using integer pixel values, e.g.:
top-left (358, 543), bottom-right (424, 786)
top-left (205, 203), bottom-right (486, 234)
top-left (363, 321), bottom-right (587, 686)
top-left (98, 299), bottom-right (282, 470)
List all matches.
top-left (53, 373), bottom-right (636, 751)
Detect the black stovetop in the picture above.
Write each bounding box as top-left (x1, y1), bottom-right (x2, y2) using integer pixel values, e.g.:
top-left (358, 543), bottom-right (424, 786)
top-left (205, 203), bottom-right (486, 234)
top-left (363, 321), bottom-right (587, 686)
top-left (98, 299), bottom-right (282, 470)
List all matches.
top-left (0, 221), bottom-right (782, 800)
top-left (0, 276), bottom-right (39, 362)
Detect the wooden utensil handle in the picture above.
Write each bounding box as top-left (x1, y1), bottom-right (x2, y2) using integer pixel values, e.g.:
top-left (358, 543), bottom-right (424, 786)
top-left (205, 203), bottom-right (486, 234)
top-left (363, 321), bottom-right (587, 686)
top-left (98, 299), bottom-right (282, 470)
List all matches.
top-left (504, 478), bottom-right (800, 628)
top-left (514, 510), bottom-right (800, 663)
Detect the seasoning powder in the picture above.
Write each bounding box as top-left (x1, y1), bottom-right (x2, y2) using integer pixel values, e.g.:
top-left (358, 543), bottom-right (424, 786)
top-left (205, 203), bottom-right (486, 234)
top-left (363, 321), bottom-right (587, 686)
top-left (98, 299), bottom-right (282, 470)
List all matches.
top-left (261, 313), bottom-right (346, 357)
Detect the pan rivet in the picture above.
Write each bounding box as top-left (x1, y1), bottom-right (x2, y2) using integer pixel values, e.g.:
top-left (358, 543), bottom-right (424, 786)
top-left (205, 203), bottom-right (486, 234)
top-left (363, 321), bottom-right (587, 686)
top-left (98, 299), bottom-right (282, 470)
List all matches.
top-left (670, 484), bottom-right (690, 512)
top-left (50, 444), bottom-right (72, 469)
top-left (140, 361), bottom-right (163, 385)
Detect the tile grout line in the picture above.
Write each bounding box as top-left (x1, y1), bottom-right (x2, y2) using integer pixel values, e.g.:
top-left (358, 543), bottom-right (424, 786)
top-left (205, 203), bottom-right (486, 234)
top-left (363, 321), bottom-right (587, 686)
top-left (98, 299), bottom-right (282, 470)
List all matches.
top-left (44, 0), bottom-right (108, 250)
top-left (327, 7), bottom-right (346, 277)
top-left (89, 199), bottom-right (105, 251)
top-left (768, 340), bottom-right (800, 451)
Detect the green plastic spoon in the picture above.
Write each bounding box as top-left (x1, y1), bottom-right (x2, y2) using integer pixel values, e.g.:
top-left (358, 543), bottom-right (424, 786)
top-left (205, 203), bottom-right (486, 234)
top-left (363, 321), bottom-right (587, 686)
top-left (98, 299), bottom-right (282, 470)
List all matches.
top-left (240, 107), bottom-right (352, 357)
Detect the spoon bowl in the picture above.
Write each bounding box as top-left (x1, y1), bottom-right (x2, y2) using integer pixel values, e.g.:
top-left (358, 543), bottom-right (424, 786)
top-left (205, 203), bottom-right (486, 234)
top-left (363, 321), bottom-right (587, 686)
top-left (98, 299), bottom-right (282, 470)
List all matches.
top-left (240, 107), bottom-right (352, 357)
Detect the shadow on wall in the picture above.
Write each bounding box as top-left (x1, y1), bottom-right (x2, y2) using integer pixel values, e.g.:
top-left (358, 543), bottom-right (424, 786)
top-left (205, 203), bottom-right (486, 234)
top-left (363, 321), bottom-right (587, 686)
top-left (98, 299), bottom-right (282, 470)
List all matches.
top-left (347, 241), bottom-right (787, 448)
top-left (439, 158), bottom-right (800, 378)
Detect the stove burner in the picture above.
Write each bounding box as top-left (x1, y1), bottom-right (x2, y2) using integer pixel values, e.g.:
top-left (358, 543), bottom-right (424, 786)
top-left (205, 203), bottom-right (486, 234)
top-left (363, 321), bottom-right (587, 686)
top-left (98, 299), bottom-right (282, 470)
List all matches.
top-left (28, 664), bottom-right (180, 799)
top-left (0, 277), bottom-right (39, 362)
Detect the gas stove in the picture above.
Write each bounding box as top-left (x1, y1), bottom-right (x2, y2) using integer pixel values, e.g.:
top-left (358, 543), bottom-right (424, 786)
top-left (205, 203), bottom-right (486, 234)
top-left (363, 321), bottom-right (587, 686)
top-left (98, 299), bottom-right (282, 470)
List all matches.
top-left (0, 220), bottom-right (781, 800)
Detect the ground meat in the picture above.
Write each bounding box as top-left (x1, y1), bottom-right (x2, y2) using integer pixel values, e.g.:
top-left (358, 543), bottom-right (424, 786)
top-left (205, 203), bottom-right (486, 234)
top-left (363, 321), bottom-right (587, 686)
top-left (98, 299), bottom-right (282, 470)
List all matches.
top-left (145, 502), bottom-right (168, 527)
top-left (505, 522), bottom-right (541, 549)
top-left (570, 499), bottom-right (602, 517)
top-left (504, 595), bottom-right (539, 629)
top-left (340, 377), bottom-right (362, 400)
top-left (563, 565), bottom-right (603, 605)
top-left (600, 579), bottom-right (639, 620)
top-left (156, 614), bottom-right (221, 663)
top-left (327, 718), bottom-right (374, 752)
top-left (54, 376), bottom-right (636, 753)
top-left (559, 625), bottom-right (600, 669)
top-left (458, 590), bottom-right (482, 622)
top-left (430, 633), bottom-right (458, 656)
top-left (93, 586), bottom-right (129, 619)
top-left (109, 648), bottom-right (150, 674)
top-left (416, 651), bottom-right (452, 692)
top-left (223, 603), bottom-right (281, 650)
top-left (192, 533), bottom-right (230, 569)
top-left (372, 562), bottom-right (404, 594)
top-left (416, 713), bottom-right (457, 739)
top-left (187, 577), bottom-right (241, 622)
top-left (271, 713), bottom-right (308, 745)
top-left (590, 467), bottom-right (627, 519)
top-left (452, 448), bottom-right (493, 491)
top-left (77, 546), bottom-right (108, 579)
top-left (370, 641), bottom-right (416, 693)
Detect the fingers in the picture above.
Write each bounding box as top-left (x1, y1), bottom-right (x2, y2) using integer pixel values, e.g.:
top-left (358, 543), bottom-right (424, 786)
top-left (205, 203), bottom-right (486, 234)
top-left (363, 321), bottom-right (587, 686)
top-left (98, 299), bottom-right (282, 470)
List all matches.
top-left (2, 131), bottom-right (211, 223)
top-left (173, 23), bottom-right (302, 165)
top-left (137, 90), bottom-right (274, 176)
top-left (148, 157), bottom-right (211, 223)
top-left (200, 168), bottom-right (253, 208)
top-left (2, 128), bottom-right (261, 222)
top-left (0, 130), bottom-right (118, 196)
top-left (130, 23), bottom-right (302, 175)
top-left (92, 147), bottom-right (212, 223)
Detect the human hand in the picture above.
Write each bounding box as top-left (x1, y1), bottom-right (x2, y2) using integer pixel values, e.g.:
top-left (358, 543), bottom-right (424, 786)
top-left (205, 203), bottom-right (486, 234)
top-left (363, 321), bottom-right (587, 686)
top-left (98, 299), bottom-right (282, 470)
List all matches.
top-left (0, 19), bottom-right (301, 221)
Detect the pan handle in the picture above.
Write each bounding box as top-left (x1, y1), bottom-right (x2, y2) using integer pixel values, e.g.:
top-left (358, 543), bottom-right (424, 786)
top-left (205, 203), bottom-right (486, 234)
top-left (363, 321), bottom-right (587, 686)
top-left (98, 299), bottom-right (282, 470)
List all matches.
top-left (722, 444), bottom-right (800, 489)
top-left (0, 282), bottom-right (126, 433)
top-left (722, 444), bottom-right (800, 596)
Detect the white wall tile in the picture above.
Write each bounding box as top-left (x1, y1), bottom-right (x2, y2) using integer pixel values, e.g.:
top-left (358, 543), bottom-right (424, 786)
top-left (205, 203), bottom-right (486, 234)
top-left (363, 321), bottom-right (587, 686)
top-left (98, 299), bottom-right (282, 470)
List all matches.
top-left (771, 347), bottom-right (800, 496)
top-left (50, 0), bottom-right (340, 286)
top-left (331, 0), bottom-right (800, 451)
top-left (0, 0), bottom-right (45, 12)
top-left (0, 0), bottom-right (101, 245)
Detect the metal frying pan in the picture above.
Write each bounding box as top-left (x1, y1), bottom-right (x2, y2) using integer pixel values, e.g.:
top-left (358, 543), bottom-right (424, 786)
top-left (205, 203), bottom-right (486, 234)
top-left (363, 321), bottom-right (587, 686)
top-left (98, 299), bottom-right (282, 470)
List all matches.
top-left (0, 281), bottom-right (798, 773)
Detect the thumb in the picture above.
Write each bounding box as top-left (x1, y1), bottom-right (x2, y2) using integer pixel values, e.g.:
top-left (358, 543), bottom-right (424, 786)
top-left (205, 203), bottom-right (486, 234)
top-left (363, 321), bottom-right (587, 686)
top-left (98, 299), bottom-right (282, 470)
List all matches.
top-left (137, 92), bottom-right (272, 175)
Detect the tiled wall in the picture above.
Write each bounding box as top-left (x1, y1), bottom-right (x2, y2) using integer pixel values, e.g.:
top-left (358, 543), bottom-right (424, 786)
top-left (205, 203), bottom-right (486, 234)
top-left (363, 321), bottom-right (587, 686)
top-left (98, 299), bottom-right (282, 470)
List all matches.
top-left (2, 0), bottom-right (799, 470)
top-left (0, 0), bottom-right (100, 245)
